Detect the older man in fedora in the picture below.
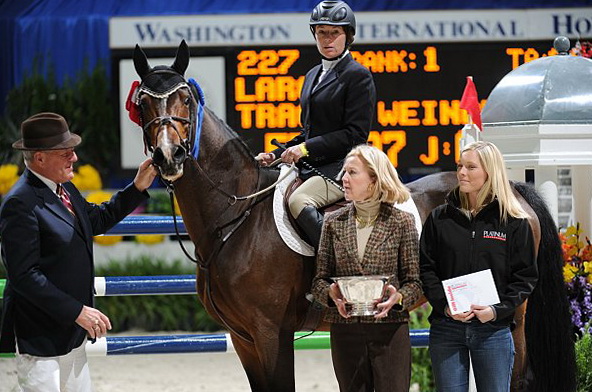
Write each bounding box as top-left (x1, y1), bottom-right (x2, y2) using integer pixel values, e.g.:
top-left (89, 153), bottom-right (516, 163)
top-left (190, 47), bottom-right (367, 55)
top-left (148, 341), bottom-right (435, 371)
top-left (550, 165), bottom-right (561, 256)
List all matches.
top-left (0, 112), bottom-right (157, 391)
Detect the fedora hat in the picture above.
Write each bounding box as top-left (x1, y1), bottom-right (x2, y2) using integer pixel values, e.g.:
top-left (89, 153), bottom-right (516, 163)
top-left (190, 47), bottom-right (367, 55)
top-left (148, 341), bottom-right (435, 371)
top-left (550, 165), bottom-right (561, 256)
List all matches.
top-left (12, 112), bottom-right (81, 151)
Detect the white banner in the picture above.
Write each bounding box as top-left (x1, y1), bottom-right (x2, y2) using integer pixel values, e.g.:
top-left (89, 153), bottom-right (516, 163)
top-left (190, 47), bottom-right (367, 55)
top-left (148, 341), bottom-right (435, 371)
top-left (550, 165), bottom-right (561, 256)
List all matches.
top-left (110, 8), bottom-right (592, 48)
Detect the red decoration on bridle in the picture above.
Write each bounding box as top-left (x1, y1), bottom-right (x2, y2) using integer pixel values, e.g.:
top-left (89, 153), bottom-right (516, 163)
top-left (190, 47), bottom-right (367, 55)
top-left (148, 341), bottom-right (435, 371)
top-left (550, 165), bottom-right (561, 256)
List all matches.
top-left (126, 80), bottom-right (141, 126)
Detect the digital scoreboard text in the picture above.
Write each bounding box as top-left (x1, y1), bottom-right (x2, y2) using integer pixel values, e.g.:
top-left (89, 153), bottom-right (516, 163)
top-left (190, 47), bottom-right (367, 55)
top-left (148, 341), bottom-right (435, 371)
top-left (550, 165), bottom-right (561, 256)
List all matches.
top-left (224, 40), bottom-right (558, 180)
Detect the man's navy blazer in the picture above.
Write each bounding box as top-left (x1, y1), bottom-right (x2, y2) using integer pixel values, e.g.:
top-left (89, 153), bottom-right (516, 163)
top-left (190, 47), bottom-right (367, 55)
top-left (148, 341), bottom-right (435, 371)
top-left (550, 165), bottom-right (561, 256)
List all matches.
top-left (0, 168), bottom-right (148, 356)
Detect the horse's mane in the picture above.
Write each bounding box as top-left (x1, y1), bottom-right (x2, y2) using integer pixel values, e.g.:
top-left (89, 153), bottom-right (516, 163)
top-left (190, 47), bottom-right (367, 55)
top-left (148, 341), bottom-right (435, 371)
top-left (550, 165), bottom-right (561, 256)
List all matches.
top-left (203, 106), bottom-right (258, 164)
top-left (513, 182), bottom-right (577, 392)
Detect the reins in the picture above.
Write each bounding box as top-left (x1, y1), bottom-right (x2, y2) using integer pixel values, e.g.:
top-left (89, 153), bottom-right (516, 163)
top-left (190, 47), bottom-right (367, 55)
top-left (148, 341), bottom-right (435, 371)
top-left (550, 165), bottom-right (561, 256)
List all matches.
top-left (193, 157), bottom-right (297, 205)
top-left (159, 172), bottom-right (259, 268)
top-left (160, 159), bottom-right (295, 264)
top-left (271, 139), bottom-right (344, 192)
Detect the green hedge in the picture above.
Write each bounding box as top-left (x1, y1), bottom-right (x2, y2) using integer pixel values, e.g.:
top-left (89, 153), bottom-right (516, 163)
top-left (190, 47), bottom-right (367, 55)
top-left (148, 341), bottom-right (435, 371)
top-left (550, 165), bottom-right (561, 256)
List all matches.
top-left (576, 329), bottom-right (592, 392)
top-left (0, 60), bottom-right (117, 174)
top-left (409, 303), bottom-right (435, 391)
top-left (144, 191), bottom-right (176, 214)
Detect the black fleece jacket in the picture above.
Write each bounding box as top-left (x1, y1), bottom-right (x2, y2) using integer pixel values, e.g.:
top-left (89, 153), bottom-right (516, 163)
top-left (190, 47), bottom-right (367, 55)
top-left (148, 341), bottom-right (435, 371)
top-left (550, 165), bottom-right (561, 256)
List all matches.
top-left (419, 190), bottom-right (538, 327)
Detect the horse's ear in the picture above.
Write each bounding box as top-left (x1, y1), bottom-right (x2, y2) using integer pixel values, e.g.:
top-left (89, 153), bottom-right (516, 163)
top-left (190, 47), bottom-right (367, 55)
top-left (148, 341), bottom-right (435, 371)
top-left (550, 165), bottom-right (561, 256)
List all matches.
top-left (171, 40), bottom-right (190, 76)
top-left (133, 44), bottom-right (151, 80)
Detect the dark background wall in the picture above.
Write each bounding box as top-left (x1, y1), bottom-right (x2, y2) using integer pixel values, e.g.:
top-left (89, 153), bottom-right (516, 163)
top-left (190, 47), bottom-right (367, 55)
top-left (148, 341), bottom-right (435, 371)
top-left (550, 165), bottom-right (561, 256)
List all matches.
top-left (1, 0), bottom-right (589, 113)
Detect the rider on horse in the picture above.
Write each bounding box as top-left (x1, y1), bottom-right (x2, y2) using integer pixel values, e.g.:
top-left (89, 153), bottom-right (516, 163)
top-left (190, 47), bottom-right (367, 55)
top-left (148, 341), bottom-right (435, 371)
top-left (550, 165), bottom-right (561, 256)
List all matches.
top-left (256, 0), bottom-right (376, 250)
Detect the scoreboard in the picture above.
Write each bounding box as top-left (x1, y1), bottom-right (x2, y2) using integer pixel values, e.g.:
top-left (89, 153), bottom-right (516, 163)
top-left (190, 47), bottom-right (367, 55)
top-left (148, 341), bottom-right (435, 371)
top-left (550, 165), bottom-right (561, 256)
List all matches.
top-left (222, 41), bottom-right (558, 179)
top-left (112, 8), bottom-right (588, 179)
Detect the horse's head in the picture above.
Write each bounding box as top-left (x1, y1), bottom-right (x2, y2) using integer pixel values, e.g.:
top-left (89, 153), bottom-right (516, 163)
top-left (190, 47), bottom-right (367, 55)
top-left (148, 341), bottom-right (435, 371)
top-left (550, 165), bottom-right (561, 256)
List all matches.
top-left (131, 40), bottom-right (202, 182)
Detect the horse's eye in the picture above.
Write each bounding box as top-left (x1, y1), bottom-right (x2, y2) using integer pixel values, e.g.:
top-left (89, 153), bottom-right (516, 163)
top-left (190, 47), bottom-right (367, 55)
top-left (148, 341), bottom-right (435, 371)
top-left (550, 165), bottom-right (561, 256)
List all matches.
top-left (184, 96), bottom-right (191, 106)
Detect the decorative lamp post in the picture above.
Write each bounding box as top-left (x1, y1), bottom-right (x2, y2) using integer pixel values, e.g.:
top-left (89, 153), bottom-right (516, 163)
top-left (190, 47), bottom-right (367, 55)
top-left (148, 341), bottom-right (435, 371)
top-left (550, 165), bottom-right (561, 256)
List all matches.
top-left (482, 36), bottom-right (592, 235)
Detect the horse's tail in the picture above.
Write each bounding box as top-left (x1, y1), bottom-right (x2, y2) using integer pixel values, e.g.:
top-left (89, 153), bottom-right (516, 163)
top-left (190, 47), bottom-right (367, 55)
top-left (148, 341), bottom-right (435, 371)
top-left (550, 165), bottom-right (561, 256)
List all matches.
top-left (513, 182), bottom-right (577, 392)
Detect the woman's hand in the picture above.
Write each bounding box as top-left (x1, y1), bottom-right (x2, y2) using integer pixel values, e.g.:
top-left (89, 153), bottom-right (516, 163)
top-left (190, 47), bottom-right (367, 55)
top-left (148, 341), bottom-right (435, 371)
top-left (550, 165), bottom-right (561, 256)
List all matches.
top-left (446, 306), bottom-right (475, 323)
top-left (329, 283), bottom-right (349, 318)
top-left (255, 152), bottom-right (275, 167)
top-left (374, 285), bottom-right (401, 319)
top-left (280, 145), bottom-right (304, 164)
top-left (471, 305), bottom-right (496, 323)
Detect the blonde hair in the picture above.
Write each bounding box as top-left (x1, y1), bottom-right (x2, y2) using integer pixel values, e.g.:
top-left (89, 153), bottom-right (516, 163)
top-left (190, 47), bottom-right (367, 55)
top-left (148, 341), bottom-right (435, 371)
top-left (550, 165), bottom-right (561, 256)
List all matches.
top-left (459, 141), bottom-right (528, 221)
top-left (345, 144), bottom-right (410, 204)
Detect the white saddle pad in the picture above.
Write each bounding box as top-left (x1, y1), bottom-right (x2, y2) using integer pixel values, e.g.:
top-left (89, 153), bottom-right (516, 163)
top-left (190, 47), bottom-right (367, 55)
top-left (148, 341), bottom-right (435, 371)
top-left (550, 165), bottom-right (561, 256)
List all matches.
top-left (273, 165), bottom-right (316, 257)
top-left (393, 196), bottom-right (423, 239)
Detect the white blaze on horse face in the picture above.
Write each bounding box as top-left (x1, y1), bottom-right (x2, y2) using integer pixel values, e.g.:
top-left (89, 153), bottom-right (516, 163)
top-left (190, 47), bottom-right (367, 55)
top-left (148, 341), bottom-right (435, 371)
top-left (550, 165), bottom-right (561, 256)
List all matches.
top-left (156, 97), bottom-right (175, 164)
top-left (156, 96), bottom-right (184, 181)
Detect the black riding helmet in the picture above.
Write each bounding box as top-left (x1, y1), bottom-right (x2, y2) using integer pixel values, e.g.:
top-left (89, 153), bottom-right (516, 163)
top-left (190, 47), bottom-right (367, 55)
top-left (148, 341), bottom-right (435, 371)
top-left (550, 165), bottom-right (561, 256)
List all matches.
top-left (309, 1), bottom-right (356, 47)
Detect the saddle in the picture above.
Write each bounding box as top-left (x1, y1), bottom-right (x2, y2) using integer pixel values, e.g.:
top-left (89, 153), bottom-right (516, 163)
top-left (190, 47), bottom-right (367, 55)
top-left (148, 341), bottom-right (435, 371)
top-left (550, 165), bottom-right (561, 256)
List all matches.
top-left (272, 165), bottom-right (342, 256)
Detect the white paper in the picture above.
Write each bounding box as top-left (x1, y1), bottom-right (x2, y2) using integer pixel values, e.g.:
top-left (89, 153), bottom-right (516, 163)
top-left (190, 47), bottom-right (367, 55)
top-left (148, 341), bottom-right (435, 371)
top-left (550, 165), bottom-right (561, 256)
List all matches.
top-left (442, 269), bottom-right (500, 315)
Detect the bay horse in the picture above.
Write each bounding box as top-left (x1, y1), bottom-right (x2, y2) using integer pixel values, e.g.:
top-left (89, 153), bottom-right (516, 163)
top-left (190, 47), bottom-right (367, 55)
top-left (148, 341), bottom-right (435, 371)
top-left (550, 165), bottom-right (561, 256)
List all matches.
top-left (128, 40), bottom-right (575, 392)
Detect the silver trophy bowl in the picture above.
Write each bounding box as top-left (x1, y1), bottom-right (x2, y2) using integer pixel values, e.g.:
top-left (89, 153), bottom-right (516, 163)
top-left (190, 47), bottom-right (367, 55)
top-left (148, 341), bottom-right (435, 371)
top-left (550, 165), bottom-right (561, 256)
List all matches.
top-left (332, 275), bottom-right (389, 316)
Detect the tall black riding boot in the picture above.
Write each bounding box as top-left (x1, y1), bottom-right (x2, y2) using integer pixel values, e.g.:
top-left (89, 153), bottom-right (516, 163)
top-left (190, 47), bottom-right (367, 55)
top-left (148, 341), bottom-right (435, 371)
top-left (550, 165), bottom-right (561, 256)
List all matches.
top-left (295, 205), bottom-right (324, 250)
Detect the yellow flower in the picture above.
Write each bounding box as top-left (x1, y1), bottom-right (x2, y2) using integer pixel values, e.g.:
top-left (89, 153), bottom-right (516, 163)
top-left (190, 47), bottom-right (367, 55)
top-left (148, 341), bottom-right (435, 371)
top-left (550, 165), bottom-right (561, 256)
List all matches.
top-left (135, 234), bottom-right (165, 245)
top-left (565, 225), bottom-right (581, 237)
top-left (585, 261), bottom-right (592, 284)
top-left (584, 261), bottom-right (592, 275)
top-left (563, 264), bottom-right (579, 283)
top-left (86, 191), bottom-right (122, 246)
top-left (567, 246), bottom-right (579, 258)
top-left (72, 165), bottom-right (102, 191)
top-left (0, 164), bottom-right (19, 195)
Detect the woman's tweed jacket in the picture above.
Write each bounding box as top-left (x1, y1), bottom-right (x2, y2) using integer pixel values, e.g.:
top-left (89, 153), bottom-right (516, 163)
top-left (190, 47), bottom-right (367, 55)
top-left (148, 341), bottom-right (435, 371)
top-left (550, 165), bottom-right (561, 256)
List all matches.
top-left (311, 202), bottom-right (422, 324)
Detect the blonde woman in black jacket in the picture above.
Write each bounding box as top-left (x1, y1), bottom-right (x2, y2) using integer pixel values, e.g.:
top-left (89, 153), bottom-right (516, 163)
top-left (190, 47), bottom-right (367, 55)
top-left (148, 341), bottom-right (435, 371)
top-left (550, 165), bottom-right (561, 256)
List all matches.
top-left (420, 141), bottom-right (538, 392)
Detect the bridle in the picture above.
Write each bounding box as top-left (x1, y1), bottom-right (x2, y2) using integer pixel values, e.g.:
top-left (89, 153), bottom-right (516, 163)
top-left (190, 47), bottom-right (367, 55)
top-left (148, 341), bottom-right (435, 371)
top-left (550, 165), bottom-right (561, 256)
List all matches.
top-left (135, 76), bottom-right (196, 161)
top-left (142, 115), bottom-right (192, 150)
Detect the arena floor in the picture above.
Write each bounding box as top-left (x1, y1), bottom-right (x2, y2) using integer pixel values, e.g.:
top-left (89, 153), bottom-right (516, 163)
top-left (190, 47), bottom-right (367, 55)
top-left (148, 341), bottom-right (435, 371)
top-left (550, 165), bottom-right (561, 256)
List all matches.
top-left (0, 347), bottom-right (338, 391)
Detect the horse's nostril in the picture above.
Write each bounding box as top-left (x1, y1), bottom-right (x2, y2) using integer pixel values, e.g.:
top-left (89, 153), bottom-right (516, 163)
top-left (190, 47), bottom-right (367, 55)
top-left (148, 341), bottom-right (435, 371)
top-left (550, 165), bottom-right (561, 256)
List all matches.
top-left (173, 146), bottom-right (187, 164)
top-left (153, 148), bottom-right (165, 166)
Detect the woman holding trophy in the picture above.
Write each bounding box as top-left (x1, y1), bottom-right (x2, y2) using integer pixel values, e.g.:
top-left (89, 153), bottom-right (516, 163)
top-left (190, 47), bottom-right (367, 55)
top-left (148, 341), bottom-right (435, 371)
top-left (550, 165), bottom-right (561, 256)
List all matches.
top-left (311, 144), bottom-right (422, 392)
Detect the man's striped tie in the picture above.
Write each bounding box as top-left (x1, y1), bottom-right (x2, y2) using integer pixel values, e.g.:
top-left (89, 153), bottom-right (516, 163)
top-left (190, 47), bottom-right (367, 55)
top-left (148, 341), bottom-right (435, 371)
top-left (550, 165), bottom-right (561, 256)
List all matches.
top-left (57, 184), bottom-right (76, 216)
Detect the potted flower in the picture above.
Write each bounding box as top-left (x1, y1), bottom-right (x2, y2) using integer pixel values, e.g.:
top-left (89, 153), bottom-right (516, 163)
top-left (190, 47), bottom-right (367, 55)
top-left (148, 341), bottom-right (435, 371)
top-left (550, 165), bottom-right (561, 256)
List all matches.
top-left (561, 224), bottom-right (592, 391)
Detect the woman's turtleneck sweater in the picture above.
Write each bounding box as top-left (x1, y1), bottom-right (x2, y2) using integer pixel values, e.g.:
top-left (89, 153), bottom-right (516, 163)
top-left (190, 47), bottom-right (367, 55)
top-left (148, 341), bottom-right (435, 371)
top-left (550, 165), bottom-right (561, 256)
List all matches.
top-left (353, 199), bottom-right (381, 261)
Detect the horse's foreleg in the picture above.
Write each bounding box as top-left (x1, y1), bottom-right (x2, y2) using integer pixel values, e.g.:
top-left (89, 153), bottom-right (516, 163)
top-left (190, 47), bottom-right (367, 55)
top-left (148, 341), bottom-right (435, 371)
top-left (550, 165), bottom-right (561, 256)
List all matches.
top-left (254, 327), bottom-right (297, 392)
top-left (231, 328), bottom-right (296, 392)
top-left (232, 334), bottom-right (269, 392)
